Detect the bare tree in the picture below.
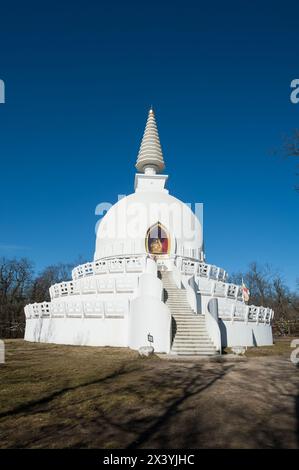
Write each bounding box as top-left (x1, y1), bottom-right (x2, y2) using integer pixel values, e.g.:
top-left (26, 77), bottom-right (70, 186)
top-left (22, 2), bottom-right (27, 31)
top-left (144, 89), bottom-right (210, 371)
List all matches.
top-left (29, 256), bottom-right (87, 303)
top-left (0, 257), bottom-right (33, 337)
top-left (230, 262), bottom-right (299, 335)
top-left (30, 262), bottom-right (74, 302)
top-left (244, 262), bottom-right (273, 306)
top-left (0, 256), bottom-right (87, 338)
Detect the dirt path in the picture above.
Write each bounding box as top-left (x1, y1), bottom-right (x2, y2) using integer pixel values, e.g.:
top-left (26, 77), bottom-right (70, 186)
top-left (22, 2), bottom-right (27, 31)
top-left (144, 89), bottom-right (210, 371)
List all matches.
top-left (136, 357), bottom-right (299, 448)
top-left (0, 340), bottom-right (298, 448)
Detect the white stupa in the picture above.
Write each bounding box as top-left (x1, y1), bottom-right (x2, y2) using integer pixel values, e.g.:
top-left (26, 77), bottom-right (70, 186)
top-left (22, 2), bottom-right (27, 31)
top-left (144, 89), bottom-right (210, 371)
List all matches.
top-left (24, 108), bottom-right (274, 354)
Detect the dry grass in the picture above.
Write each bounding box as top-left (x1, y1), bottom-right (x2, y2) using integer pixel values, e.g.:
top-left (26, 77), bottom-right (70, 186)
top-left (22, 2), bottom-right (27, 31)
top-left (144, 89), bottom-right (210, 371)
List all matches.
top-left (245, 337), bottom-right (296, 357)
top-left (224, 337), bottom-right (296, 357)
top-left (0, 339), bottom-right (298, 449)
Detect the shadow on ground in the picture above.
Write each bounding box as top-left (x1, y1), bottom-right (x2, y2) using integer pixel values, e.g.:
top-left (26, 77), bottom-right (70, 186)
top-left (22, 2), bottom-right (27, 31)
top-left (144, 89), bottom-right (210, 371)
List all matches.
top-left (0, 340), bottom-right (298, 449)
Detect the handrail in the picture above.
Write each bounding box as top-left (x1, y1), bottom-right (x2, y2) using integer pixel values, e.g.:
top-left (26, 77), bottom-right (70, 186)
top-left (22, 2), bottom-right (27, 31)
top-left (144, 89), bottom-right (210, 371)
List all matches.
top-left (217, 302), bottom-right (273, 324)
top-left (49, 276), bottom-right (138, 300)
top-left (174, 256), bottom-right (228, 282)
top-left (72, 255), bottom-right (147, 280)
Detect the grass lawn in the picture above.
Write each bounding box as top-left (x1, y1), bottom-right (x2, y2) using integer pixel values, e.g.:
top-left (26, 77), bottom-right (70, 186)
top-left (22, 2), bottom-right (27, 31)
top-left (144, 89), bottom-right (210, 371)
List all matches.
top-left (0, 339), bottom-right (298, 449)
top-left (224, 337), bottom-right (297, 357)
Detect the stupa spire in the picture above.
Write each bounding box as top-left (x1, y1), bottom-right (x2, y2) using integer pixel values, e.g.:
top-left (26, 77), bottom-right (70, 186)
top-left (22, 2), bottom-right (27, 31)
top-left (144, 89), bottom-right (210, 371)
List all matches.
top-left (135, 107), bottom-right (165, 174)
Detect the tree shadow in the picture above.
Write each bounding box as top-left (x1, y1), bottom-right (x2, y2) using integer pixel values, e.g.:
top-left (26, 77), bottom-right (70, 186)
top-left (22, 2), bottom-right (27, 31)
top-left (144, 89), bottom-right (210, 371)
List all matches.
top-left (0, 365), bottom-right (141, 419)
top-left (171, 317), bottom-right (177, 345)
top-left (126, 363), bottom-right (235, 448)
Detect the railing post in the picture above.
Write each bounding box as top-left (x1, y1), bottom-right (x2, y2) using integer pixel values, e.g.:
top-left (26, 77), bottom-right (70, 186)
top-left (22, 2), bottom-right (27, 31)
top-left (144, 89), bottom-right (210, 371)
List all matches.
top-left (225, 283), bottom-right (229, 298)
top-left (245, 305), bottom-right (249, 325)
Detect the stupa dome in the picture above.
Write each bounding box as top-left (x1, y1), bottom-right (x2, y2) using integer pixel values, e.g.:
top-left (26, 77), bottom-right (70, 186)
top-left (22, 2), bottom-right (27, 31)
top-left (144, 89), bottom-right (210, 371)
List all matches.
top-left (94, 190), bottom-right (203, 260)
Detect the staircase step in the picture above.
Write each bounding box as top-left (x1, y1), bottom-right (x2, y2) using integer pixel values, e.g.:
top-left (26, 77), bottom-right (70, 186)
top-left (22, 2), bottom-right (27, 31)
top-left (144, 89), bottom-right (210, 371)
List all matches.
top-left (176, 331), bottom-right (208, 334)
top-left (174, 346), bottom-right (214, 349)
top-left (173, 336), bottom-right (213, 341)
top-left (166, 304), bottom-right (193, 307)
top-left (172, 316), bottom-right (204, 319)
top-left (161, 271), bottom-right (219, 357)
top-left (176, 328), bottom-right (207, 332)
top-left (174, 343), bottom-right (213, 346)
top-left (172, 314), bottom-right (204, 317)
top-left (174, 317), bottom-right (205, 320)
top-left (171, 346), bottom-right (216, 349)
top-left (168, 305), bottom-right (202, 308)
top-left (171, 314), bottom-right (203, 317)
top-left (174, 326), bottom-right (206, 329)
top-left (175, 339), bottom-right (211, 342)
top-left (173, 345), bottom-right (214, 350)
top-left (173, 319), bottom-right (205, 323)
top-left (173, 318), bottom-right (204, 321)
top-left (173, 321), bottom-right (203, 324)
top-left (176, 330), bottom-right (209, 339)
top-left (170, 351), bottom-right (217, 356)
top-left (173, 320), bottom-right (204, 323)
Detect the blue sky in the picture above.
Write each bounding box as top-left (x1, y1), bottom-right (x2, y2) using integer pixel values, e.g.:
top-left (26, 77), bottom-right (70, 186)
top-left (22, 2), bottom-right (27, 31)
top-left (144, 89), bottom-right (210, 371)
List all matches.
top-left (0, 0), bottom-right (298, 288)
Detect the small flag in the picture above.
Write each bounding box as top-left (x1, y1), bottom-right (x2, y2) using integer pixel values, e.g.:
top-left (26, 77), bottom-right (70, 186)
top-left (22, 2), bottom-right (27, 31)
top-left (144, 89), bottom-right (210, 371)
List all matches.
top-left (242, 279), bottom-right (250, 303)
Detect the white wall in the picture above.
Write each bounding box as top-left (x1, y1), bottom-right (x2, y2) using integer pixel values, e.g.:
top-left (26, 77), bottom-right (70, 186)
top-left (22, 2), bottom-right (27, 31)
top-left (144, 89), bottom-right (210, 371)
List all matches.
top-left (128, 271), bottom-right (172, 353)
top-left (219, 320), bottom-right (273, 347)
top-left (24, 270), bottom-right (171, 352)
top-left (200, 293), bottom-right (273, 348)
top-left (24, 316), bottom-right (128, 347)
top-left (138, 272), bottom-right (163, 298)
top-left (128, 296), bottom-right (171, 353)
top-left (206, 298), bottom-right (222, 352)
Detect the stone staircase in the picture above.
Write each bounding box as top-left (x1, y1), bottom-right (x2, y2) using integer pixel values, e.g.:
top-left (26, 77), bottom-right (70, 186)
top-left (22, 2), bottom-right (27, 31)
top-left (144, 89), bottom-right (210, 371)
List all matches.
top-left (161, 271), bottom-right (218, 356)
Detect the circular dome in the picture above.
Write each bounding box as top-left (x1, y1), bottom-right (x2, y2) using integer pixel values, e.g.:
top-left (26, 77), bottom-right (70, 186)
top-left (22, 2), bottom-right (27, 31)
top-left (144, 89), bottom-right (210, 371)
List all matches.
top-left (94, 191), bottom-right (203, 260)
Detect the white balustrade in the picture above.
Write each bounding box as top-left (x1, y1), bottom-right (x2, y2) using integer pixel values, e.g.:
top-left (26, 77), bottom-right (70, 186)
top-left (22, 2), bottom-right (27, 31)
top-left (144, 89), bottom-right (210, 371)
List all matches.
top-left (66, 302), bottom-right (82, 318)
top-left (105, 301), bottom-right (126, 318)
top-left (82, 277), bottom-right (97, 294)
top-left (25, 299), bottom-right (127, 320)
top-left (177, 256), bottom-right (228, 283)
top-left (50, 281), bottom-right (77, 299)
top-left (214, 282), bottom-right (227, 297)
top-left (84, 301), bottom-right (104, 318)
top-left (72, 255), bottom-right (146, 280)
top-left (97, 278), bottom-right (115, 293)
top-left (109, 258), bottom-right (125, 273)
top-left (94, 260), bottom-right (108, 274)
top-left (209, 265), bottom-right (219, 280)
top-left (125, 257), bottom-right (144, 272)
top-left (217, 303), bottom-right (273, 324)
top-left (199, 263), bottom-right (209, 277)
top-left (115, 277), bottom-right (136, 293)
top-left (50, 274), bottom-right (139, 299)
top-left (51, 302), bottom-right (66, 318)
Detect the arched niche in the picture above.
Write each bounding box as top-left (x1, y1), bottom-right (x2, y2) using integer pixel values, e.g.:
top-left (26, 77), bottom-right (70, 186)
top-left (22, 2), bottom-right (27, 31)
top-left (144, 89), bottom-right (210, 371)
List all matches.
top-left (145, 222), bottom-right (170, 255)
